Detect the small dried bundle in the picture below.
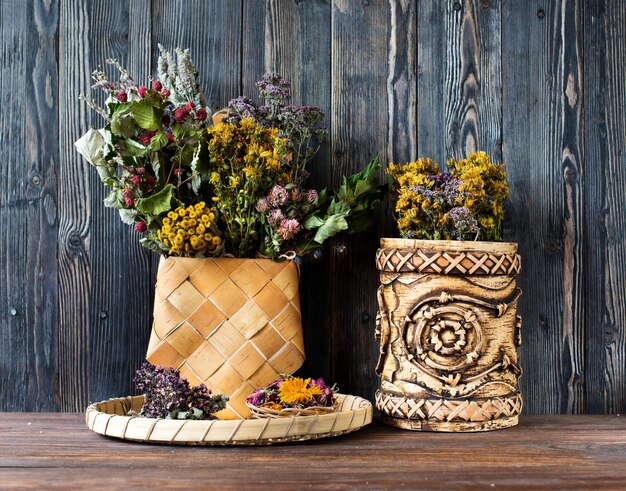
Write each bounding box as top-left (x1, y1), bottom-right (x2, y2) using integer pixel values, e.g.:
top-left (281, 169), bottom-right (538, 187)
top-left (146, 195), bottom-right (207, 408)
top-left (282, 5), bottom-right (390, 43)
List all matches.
top-left (133, 362), bottom-right (227, 420)
top-left (246, 376), bottom-right (337, 418)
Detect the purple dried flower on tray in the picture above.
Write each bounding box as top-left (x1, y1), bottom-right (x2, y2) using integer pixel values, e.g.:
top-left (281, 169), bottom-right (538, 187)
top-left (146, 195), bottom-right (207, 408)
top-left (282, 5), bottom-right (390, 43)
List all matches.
top-left (133, 362), bottom-right (227, 420)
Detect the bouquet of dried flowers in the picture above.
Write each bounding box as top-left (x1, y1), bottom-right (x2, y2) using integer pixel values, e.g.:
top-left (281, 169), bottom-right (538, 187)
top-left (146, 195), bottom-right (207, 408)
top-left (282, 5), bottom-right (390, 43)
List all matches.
top-left (246, 376), bottom-right (336, 415)
top-left (132, 362), bottom-right (227, 420)
top-left (387, 151), bottom-right (508, 241)
top-left (76, 46), bottom-right (384, 260)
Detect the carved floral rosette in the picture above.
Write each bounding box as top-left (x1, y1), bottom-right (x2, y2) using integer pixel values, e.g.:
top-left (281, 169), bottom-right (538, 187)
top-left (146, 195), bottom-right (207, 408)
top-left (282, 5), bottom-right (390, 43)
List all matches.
top-left (375, 238), bottom-right (523, 432)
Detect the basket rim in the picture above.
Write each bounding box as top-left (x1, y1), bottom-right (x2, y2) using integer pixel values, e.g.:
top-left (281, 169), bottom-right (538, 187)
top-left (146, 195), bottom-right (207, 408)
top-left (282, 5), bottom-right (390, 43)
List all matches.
top-left (379, 237), bottom-right (518, 253)
top-left (85, 393), bottom-right (372, 446)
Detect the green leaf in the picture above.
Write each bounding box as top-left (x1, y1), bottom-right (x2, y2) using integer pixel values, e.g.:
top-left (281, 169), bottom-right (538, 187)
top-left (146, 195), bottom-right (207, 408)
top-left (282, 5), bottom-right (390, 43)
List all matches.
top-left (110, 102), bottom-right (132, 118)
top-left (118, 208), bottom-right (137, 225)
top-left (327, 199), bottom-right (351, 217)
top-left (149, 132), bottom-right (168, 152)
top-left (103, 190), bottom-right (121, 209)
top-left (132, 100), bottom-right (161, 131)
top-left (140, 236), bottom-right (169, 253)
top-left (111, 113), bottom-right (135, 138)
top-left (124, 139), bottom-right (148, 157)
top-left (313, 214), bottom-right (349, 244)
top-left (134, 184), bottom-right (174, 215)
top-left (303, 215), bottom-right (324, 229)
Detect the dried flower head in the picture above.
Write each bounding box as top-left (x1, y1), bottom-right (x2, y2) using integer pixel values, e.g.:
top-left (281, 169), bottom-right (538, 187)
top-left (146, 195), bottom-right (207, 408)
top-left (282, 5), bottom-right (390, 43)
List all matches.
top-left (133, 362), bottom-right (228, 420)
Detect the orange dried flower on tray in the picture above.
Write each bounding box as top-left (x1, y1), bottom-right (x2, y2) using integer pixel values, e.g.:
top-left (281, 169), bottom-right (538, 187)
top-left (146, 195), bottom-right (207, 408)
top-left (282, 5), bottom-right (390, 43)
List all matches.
top-left (246, 376), bottom-right (336, 415)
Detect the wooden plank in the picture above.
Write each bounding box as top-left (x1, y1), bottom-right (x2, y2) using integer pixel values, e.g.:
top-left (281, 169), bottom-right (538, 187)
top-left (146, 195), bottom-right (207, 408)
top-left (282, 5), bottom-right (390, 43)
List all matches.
top-left (1, 414), bottom-right (626, 489)
top-left (418, 0), bottom-right (501, 163)
top-left (502, 0), bottom-right (585, 414)
top-left (241, 0), bottom-right (333, 381)
top-left (584, 0), bottom-right (626, 414)
top-left (86, 0), bottom-right (154, 404)
top-left (0, 0), bottom-right (29, 411)
top-left (58, 0), bottom-right (95, 411)
top-left (22, 0), bottom-right (60, 411)
top-left (331, 0), bottom-right (415, 402)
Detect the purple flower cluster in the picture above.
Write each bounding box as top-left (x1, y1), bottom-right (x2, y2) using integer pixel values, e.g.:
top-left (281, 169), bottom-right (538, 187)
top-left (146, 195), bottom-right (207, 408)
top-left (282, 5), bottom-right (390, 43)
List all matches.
top-left (226, 73), bottom-right (327, 179)
top-left (411, 172), bottom-right (468, 208)
top-left (446, 206), bottom-right (479, 239)
top-left (133, 362), bottom-right (227, 420)
top-left (256, 72), bottom-right (291, 103)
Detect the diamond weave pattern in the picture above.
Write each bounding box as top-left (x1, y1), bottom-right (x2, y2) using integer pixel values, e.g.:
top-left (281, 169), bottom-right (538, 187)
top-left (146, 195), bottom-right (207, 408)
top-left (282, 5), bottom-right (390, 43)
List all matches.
top-left (375, 390), bottom-right (523, 422)
top-left (146, 257), bottom-right (305, 419)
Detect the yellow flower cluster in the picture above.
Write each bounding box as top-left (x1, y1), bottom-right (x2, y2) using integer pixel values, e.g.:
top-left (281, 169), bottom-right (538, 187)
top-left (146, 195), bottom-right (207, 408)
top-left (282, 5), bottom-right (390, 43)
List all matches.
top-left (448, 151), bottom-right (508, 238)
top-left (205, 117), bottom-right (289, 257)
top-left (388, 157), bottom-right (438, 189)
top-left (157, 202), bottom-right (222, 256)
top-left (387, 152), bottom-right (508, 241)
top-left (207, 117), bottom-right (285, 175)
top-left (388, 157), bottom-right (445, 238)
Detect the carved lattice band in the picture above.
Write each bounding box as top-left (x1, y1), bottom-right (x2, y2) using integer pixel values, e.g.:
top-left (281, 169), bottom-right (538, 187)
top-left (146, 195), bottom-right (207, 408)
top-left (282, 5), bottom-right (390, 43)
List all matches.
top-left (376, 248), bottom-right (521, 275)
top-left (375, 390), bottom-right (523, 422)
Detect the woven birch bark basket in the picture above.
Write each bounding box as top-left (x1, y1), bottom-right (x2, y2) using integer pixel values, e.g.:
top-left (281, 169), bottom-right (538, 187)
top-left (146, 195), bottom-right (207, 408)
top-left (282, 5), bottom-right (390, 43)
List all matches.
top-left (375, 238), bottom-right (523, 432)
top-left (146, 257), bottom-right (305, 419)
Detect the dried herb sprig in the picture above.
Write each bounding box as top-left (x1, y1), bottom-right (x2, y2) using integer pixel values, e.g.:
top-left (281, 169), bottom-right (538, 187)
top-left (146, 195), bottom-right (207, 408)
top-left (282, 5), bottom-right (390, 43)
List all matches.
top-left (132, 362), bottom-right (227, 420)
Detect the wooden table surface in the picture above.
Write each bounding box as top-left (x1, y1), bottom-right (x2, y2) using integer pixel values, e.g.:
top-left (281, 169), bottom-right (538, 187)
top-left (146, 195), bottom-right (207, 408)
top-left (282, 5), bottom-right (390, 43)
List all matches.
top-left (2, 414), bottom-right (625, 490)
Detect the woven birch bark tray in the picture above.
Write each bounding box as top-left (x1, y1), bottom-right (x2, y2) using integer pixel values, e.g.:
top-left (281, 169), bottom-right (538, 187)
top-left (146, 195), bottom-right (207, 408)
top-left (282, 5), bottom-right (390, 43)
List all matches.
top-left (85, 393), bottom-right (372, 446)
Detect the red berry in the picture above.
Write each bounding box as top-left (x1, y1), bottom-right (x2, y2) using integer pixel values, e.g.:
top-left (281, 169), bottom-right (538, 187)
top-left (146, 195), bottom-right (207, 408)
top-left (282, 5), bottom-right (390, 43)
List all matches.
top-left (146, 176), bottom-right (156, 185)
top-left (138, 86), bottom-right (147, 97)
top-left (161, 88), bottom-right (170, 97)
top-left (115, 89), bottom-right (127, 102)
top-left (138, 133), bottom-right (153, 145)
top-left (173, 168), bottom-right (181, 176)
top-left (137, 167), bottom-right (145, 174)
top-left (125, 197), bottom-right (134, 206)
top-left (174, 108), bottom-right (187, 123)
top-left (166, 133), bottom-right (175, 142)
top-left (131, 175), bottom-right (141, 184)
top-left (196, 108), bottom-right (208, 121)
top-left (151, 80), bottom-right (162, 91)
top-left (185, 101), bottom-right (195, 111)
top-left (134, 221), bottom-right (147, 233)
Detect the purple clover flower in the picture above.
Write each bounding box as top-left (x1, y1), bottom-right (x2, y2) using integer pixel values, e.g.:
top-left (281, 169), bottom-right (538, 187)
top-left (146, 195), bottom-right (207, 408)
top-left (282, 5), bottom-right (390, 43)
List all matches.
top-left (277, 218), bottom-right (300, 240)
top-left (268, 185), bottom-right (289, 207)
top-left (255, 197), bottom-right (270, 214)
top-left (268, 208), bottom-right (285, 226)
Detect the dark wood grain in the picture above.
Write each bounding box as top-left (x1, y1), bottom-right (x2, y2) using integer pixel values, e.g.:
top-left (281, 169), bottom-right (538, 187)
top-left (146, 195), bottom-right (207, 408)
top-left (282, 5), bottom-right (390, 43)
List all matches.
top-left (1, 0), bottom-right (626, 415)
top-left (502, 0), bottom-right (585, 414)
top-left (0, 0), bottom-right (29, 411)
top-left (86, 0), bottom-right (154, 409)
top-left (58, 0), bottom-right (94, 411)
top-left (1, 414), bottom-right (626, 489)
top-left (23, 0), bottom-right (60, 411)
top-left (584, 0), bottom-right (626, 414)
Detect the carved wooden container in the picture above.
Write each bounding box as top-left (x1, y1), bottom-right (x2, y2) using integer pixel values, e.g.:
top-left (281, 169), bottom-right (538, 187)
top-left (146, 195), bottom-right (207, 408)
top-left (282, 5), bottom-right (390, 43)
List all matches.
top-left (375, 238), bottom-right (522, 432)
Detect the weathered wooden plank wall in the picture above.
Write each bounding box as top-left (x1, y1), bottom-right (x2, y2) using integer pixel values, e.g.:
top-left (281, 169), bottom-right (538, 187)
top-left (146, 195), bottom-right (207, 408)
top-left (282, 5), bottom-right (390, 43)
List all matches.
top-left (1, 0), bottom-right (625, 414)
